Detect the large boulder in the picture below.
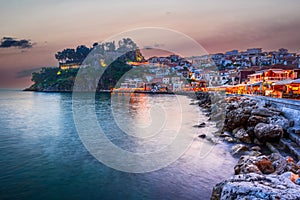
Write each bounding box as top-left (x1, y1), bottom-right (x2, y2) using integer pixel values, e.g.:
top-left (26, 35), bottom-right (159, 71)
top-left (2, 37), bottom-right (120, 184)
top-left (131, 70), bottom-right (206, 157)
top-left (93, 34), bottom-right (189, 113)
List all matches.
top-left (211, 173), bottom-right (300, 200)
top-left (225, 108), bottom-right (250, 130)
top-left (268, 115), bottom-right (291, 132)
top-left (254, 123), bottom-right (283, 143)
top-left (251, 107), bottom-right (280, 117)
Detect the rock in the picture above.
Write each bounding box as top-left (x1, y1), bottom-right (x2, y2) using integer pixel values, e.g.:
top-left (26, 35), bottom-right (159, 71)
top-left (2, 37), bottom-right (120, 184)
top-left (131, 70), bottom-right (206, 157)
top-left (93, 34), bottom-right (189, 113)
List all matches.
top-left (254, 123), bottom-right (283, 143)
top-left (269, 115), bottom-right (291, 131)
top-left (247, 115), bottom-right (269, 127)
top-left (242, 106), bottom-right (253, 115)
top-left (231, 144), bottom-right (249, 155)
top-left (234, 154), bottom-right (290, 175)
top-left (246, 126), bottom-right (255, 138)
top-left (232, 127), bottom-right (242, 135)
top-left (255, 158), bottom-right (275, 174)
top-left (232, 127), bottom-right (252, 144)
top-left (223, 136), bottom-right (236, 143)
top-left (248, 151), bottom-right (262, 157)
top-left (234, 155), bottom-right (262, 175)
top-left (253, 138), bottom-right (263, 145)
top-left (251, 107), bottom-right (280, 117)
top-left (270, 153), bottom-right (289, 175)
top-left (225, 108), bottom-right (250, 130)
top-left (198, 134), bottom-right (206, 139)
top-left (193, 122), bottom-right (206, 128)
top-left (219, 131), bottom-right (231, 137)
top-left (285, 157), bottom-right (300, 174)
top-left (211, 173), bottom-right (300, 200)
top-left (206, 137), bottom-right (219, 144)
top-left (251, 146), bottom-right (261, 151)
top-left (290, 173), bottom-right (299, 183)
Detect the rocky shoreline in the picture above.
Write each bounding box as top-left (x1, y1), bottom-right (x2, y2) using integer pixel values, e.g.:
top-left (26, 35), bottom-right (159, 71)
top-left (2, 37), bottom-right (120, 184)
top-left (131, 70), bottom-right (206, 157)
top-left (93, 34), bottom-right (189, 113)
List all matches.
top-left (194, 92), bottom-right (300, 199)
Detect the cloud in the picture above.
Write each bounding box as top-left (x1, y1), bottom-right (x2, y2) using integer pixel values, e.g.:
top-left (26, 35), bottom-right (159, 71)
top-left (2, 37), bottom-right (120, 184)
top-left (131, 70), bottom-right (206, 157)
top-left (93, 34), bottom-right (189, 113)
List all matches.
top-left (0, 37), bottom-right (34, 49)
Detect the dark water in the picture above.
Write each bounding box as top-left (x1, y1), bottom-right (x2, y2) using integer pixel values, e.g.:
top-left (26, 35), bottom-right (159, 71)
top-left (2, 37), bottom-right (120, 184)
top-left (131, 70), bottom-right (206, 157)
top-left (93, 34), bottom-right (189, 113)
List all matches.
top-left (0, 91), bottom-right (237, 200)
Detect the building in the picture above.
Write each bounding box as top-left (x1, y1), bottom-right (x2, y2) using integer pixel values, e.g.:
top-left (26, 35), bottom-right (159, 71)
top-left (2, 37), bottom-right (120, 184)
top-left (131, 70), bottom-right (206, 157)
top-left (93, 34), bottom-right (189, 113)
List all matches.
top-left (247, 48), bottom-right (262, 55)
top-left (162, 77), bottom-right (170, 84)
top-left (59, 62), bottom-right (81, 70)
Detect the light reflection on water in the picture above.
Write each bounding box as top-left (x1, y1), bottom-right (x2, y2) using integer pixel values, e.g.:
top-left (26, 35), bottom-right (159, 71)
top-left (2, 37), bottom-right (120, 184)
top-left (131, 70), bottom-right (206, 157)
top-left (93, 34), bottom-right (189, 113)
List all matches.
top-left (0, 91), bottom-right (237, 200)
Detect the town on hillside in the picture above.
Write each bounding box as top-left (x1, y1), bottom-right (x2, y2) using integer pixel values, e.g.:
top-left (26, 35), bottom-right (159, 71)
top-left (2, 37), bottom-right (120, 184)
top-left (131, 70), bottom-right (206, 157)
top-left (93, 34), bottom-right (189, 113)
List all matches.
top-left (37, 42), bottom-right (300, 98)
top-left (112, 48), bottom-right (300, 99)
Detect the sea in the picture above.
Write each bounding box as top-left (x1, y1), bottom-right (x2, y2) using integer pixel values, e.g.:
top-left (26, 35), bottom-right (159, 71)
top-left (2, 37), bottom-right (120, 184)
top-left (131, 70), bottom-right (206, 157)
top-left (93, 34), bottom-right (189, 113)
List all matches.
top-left (0, 90), bottom-right (237, 200)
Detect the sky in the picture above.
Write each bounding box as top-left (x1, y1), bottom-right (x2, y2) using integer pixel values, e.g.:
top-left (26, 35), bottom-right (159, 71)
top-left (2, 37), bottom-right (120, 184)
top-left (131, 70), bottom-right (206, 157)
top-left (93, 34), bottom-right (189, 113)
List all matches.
top-left (0, 0), bottom-right (300, 88)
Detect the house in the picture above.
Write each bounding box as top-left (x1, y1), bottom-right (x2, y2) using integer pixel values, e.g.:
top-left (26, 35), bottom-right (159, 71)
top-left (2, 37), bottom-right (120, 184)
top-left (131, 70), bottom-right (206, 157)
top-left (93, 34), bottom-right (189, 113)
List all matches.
top-left (162, 77), bottom-right (170, 84)
top-left (173, 83), bottom-right (182, 91)
top-left (248, 69), bottom-right (290, 84)
top-left (171, 77), bottom-right (181, 84)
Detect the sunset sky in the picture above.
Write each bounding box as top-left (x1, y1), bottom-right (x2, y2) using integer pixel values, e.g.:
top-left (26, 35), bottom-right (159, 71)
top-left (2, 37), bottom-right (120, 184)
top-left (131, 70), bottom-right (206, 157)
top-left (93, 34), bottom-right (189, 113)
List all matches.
top-left (1, 0), bottom-right (300, 88)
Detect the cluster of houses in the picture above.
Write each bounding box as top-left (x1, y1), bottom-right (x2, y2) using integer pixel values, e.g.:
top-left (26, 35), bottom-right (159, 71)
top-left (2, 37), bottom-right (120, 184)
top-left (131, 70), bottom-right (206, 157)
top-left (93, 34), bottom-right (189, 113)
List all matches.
top-left (56, 46), bottom-right (300, 98)
top-left (227, 66), bottom-right (300, 98)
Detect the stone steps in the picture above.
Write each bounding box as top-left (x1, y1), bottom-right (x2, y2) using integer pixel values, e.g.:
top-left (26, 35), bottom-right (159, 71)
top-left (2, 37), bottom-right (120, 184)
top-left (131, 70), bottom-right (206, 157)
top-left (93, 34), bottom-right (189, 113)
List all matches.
top-left (288, 132), bottom-right (300, 146)
top-left (280, 138), bottom-right (300, 160)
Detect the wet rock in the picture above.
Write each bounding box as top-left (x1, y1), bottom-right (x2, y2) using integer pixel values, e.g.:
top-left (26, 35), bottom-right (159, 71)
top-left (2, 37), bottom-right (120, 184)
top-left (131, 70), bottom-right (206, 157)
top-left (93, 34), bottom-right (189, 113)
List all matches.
top-left (232, 127), bottom-right (252, 144)
top-left (251, 146), bottom-right (261, 151)
top-left (247, 150), bottom-right (262, 157)
top-left (234, 157), bottom-right (261, 175)
top-left (246, 126), bottom-right (255, 138)
top-left (269, 115), bottom-right (291, 132)
top-left (234, 155), bottom-right (264, 175)
top-left (254, 123), bottom-right (283, 143)
top-left (255, 158), bottom-right (275, 174)
top-left (225, 108), bottom-right (250, 130)
top-left (290, 172), bottom-right (299, 183)
top-left (193, 122), bottom-right (206, 128)
top-left (251, 107), bottom-right (280, 117)
top-left (231, 144), bottom-right (249, 155)
top-left (270, 153), bottom-right (289, 175)
top-left (242, 106), bottom-right (253, 115)
top-left (223, 136), bottom-right (236, 143)
top-left (219, 131), bottom-right (231, 137)
top-left (253, 138), bottom-right (263, 145)
top-left (198, 134), bottom-right (206, 139)
top-left (211, 173), bottom-right (300, 200)
top-left (247, 115), bottom-right (269, 127)
top-left (285, 157), bottom-right (300, 174)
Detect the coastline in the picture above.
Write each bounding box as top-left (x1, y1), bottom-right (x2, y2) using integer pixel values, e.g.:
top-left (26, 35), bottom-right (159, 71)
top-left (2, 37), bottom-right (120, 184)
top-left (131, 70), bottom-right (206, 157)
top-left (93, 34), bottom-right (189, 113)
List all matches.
top-left (193, 92), bottom-right (300, 199)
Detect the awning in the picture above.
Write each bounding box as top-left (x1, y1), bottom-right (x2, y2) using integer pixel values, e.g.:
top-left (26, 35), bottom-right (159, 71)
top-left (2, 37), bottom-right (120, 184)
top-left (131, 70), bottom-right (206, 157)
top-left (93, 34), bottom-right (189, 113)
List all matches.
top-left (272, 79), bottom-right (293, 86)
top-left (248, 82), bottom-right (262, 86)
top-left (249, 72), bottom-right (262, 76)
top-left (291, 78), bottom-right (300, 84)
top-left (272, 70), bottom-right (285, 74)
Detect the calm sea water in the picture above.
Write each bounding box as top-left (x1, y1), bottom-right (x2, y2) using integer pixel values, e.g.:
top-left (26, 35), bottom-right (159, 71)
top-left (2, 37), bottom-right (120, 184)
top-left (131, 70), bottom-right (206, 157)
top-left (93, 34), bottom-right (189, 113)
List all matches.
top-left (0, 91), bottom-right (237, 200)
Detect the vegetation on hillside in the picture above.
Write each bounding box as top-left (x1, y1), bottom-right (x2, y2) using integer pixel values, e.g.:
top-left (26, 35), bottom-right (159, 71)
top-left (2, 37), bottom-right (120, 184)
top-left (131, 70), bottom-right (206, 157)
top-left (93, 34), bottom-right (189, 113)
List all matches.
top-left (26, 38), bottom-right (145, 92)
